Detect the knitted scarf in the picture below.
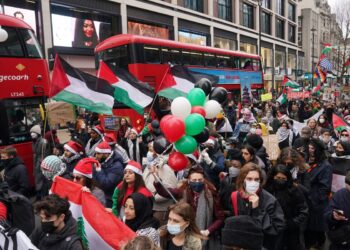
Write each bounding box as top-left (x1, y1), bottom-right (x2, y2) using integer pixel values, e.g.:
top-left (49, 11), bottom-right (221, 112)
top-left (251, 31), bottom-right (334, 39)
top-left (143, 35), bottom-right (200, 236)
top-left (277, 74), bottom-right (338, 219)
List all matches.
top-left (277, 128), bottom-right (290, 143)
top-left (127, 139), bottom-right (140, 164)
top-left (194, 191), bottom-right (213, 232)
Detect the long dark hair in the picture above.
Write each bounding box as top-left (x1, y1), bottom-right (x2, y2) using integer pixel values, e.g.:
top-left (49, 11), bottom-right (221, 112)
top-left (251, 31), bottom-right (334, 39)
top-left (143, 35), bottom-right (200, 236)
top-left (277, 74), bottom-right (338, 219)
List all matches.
top-left (307, 138), bottom-right (327, 163)
top-left (264, 164), bottom-right (294, 191)
top-left (117, 174), bottom-right (146, 211)
top-left (72, 18), bottom-right (98, 48)
top-left (277, 147), bottom-right (307, 172)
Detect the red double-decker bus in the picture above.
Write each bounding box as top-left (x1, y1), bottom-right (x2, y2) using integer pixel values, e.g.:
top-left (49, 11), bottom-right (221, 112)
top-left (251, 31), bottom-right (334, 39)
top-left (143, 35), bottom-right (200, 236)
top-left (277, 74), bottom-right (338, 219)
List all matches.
top-left (0, 14), bottom-right (49, 185)
top-left (95, 34), bottom-right (263, 128)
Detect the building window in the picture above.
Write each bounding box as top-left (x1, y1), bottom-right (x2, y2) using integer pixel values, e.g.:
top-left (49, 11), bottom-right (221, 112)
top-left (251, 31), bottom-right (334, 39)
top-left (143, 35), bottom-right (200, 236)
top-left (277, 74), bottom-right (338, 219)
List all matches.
top-left (214, 36), bottom-right (236, 50)
top-left (276, 0), bottom-right (284, 16)
top-left (298, 16), bottom-right (302, 27)
top-left (287, 53), bottom-right (296, 75)
top-left (275, 50), bottom-right (285, 69)
top-left (261, 0), bottom-right (271, 9)
top-left (276, 18), bottom-right (284, 39)
top-left (185, 0), bottom-right (204, 12)
top-left (261, 12), bottom-right (271, 35)
top-left (288, 24), bottom-right (295, 43)
top-left (288, 2), bottom-right (295, 22)
top-left (178, 30), bottom-right (207, 45)
top-left (298, 32), bottom-right (302, 46)
top-left (261, 47), bottom-right (273, 70)
top-left (240, 42), bottom-right (257, 54)
top-left (241, 3), bottom-right (254, 29)
top-left (218, 0), bottom-right (232, 21)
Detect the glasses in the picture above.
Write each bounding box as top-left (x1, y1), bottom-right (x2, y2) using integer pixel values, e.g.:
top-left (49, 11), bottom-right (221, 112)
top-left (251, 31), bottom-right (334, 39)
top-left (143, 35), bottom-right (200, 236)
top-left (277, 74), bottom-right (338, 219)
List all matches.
top-left (73, 175), bottom-right (82, 181)
top-left (341, 134), bottom-right (349, 137)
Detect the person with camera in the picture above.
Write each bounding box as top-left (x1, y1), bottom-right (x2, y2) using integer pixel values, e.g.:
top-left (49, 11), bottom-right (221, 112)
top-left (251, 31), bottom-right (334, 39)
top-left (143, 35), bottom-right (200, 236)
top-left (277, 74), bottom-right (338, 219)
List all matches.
top-left (324, 170), bottom-right (350, 250)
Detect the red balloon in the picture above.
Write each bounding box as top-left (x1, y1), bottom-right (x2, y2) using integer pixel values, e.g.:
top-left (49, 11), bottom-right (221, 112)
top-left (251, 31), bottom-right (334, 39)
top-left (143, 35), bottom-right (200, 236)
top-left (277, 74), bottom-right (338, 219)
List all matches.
top-left (191, 106), bottom-right (206, 118)
top-left (160, 115), bottom-right (185, 143)
top-left (168, 152), bottom-right (189, 171)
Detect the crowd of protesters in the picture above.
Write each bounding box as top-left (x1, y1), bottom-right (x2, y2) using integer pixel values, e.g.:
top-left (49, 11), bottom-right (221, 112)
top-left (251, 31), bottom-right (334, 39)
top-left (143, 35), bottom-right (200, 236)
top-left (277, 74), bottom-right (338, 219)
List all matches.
top-left (1, 97), bottom-right (350, 250)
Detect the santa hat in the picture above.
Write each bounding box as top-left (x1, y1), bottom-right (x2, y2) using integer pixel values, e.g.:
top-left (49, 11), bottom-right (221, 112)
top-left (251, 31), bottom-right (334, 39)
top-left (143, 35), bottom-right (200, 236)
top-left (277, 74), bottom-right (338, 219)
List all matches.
top-left (73, 158), bottom-right (99, 179)
top-left (64, 140), bottom-right (84, 155)
top-left (129, 128), bottom-right (138, 134)
top-left (92, 125), bottom-right (105, 137)
top-left (205, 136), bottom-right (216, 145)
top-left (186, 150), bottom-right (199, 163)
top-left (125, 160), bottom-right (142, 176)
top-left (95, 141), bottom-right (112, 154)
top-left (103, 132), bottom-right (117, 146)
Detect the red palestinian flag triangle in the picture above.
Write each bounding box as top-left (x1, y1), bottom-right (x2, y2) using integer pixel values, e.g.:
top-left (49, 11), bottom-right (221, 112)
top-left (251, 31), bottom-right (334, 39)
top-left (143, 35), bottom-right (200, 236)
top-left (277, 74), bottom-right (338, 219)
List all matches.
top-left (332, 113), bottom-right (350, 130)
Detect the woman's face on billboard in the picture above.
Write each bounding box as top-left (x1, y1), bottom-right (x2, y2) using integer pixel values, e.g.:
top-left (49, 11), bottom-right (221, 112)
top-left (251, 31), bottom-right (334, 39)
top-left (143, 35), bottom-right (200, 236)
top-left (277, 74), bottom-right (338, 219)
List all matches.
top-left (83, 20), bottom-right (94, 38)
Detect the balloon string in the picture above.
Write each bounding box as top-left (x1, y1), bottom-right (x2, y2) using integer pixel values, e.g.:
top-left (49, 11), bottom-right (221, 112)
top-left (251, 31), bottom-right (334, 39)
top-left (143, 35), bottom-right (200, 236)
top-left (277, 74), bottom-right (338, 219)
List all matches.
top-left (153, 173), bottom-right (178, 203)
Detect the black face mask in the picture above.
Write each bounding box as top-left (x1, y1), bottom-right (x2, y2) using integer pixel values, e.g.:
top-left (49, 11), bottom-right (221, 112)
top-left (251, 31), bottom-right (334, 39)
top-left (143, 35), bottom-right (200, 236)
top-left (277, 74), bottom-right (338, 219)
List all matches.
top-left (1, 159), bottom-right (11, 166)
top-left (274, 179), bottom-right (288, 189)
top-left (41, 220), bottom-right (57, 234)
top-left (335, 150), bottom-right (344, 156)
top-left (285, 163), bottom-right (294, 170)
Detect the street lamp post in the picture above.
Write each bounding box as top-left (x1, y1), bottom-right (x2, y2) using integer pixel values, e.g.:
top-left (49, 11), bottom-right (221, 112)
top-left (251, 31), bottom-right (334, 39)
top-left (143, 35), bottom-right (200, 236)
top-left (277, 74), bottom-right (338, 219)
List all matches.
top-left (258, 0), bottom-right (262, 57)
top-left (311, 27), bottom-right (317, 88)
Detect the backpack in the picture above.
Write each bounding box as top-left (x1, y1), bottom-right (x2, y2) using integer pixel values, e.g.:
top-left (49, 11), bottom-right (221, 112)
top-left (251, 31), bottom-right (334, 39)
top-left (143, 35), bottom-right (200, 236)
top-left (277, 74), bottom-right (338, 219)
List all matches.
top-left (0, 184), bottom-right (35, 236)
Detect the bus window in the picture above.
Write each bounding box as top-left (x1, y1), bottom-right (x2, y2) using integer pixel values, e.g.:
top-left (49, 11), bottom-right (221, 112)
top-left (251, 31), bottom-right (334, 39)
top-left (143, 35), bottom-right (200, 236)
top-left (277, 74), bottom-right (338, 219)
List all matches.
top-left (2, 98), bottom-right (42, 144)
top-left (19, 29), bottom-right (43, 58)
top-left (0, 27), bottom-right (24, 57)
top-left (144, 46), bottom-right (161, 64)
top-left (182, 51), bottom-right (203, 66)
top-left (217, 55), bottom-right (232, 68)
top-left (233, 57), bottom-right (240, 69)
top-left (182, 50), bottom-right (191, 65)
top-left (102, 45), bottom-right (129, 70)
top-left (204, 53), bottom-right (216, 67)
top-left (241, 58), bottom-right (254, 70)
top-left (162, 48), bottom-right (181, 65)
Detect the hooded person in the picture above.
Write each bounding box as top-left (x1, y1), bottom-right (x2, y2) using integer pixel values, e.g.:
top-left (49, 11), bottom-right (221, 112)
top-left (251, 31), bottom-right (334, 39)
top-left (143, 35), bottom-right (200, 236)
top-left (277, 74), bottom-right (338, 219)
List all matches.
top-left (61, 140), bottom-right (84, 173)
top-left (199, 136), bottom-right (225, 189)
top-left (231, 108), bottom-right (256, 144)
top-left (85, 124), bottom-right (104, 156)
top-left (30, 124), bottom-right (50, 200)
top-left (245, 133), bottom-right (271, 171)
top-left (73, 158), bottom-right (106, 206)
top-left (124, 193), bottom-right (160, 245)
top-left (332, 141), bottom-right (350, 159)
top-left (93, 141), bottom-right (124, 208)
top-left (277, 121), bottom-right (294, 150)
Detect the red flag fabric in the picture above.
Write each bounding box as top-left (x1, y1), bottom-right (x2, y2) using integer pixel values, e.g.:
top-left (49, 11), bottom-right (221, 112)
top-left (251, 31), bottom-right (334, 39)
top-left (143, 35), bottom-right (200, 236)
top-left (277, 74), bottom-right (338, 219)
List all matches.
top-left (332, 113), bottom-right (348, 130)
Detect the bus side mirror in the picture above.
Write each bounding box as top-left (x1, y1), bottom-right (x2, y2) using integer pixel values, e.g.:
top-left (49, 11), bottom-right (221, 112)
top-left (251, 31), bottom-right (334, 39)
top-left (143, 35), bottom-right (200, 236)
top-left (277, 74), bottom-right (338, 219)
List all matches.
top-left (0, 26), bottom-right (8, 42)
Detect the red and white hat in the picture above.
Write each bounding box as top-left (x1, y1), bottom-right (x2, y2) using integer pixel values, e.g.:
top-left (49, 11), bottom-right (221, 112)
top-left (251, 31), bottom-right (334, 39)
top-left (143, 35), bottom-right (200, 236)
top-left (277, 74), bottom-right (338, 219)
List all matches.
top-left (92, 125), bottom-right (105, 137)
top-left (95, 141), bottom-right (112, 154)
top-left (103, 132), bottom-right (117, 146)
top-left (186, 150), bottom-right (199, 163)
top-left (125, 160), bottom-right (142, 176)
top-left (73, 158), bottom-right (99, 179)
top-left (129, 128), bottom-right (138, 135)
top-left (64, 140), bottom-right (84, 155)
top-left (205, 136), bottom-right (216, 146)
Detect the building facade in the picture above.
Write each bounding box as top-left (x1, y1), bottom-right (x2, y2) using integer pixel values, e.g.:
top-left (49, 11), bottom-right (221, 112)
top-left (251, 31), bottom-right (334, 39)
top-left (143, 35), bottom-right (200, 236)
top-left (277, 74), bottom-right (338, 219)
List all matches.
top-left (2, 0), bottom-right (302, 91)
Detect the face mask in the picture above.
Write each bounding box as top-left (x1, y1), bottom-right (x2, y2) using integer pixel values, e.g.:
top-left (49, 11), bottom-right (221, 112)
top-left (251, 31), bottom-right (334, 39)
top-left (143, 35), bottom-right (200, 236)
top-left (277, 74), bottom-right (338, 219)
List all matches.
top-left (41, 220), bottom-right (57, 234)
top-left (322, 136), bottom-right (331, 143)
top-left (229, 167), bottom-right (240, 178)
top-left (1, 159), bottom-right (11, 166)
top-left (245, 180), bottom-right (260, 194)
top-left (31, 133), bottom-right (38, 139)
top-left (274, 179), bottom-right (288, 189)
top-left (341, 136), bottom-right (348, 142)
top-left (146, 151), bottom-right (155, 163)
top-left (335, 150), bottom-right (344, 156)
top-left (319, 118), bottom-right (325, 124)
top-left (189, 181), bottom-right (205, 193)
top-left (290, 167), bottom-right (298, 180)
top-left (167, 223), bottom-right (183, 235)
top-left (250, 128), bottom-right (256, 134)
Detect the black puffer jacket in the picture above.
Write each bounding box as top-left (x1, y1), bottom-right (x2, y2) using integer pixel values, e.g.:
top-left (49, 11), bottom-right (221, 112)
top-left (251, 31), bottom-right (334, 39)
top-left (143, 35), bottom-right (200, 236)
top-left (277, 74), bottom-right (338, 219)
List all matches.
top-left (3, 157), bottom-right (30, 196)
top-left (30, 214), bottom-right (82, 250)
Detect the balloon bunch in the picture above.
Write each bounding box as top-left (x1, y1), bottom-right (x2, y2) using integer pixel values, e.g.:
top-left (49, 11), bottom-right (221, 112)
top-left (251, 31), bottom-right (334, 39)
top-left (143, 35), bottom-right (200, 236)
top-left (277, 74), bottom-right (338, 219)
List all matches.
top-left (155, 80), bottom-right (227, 171)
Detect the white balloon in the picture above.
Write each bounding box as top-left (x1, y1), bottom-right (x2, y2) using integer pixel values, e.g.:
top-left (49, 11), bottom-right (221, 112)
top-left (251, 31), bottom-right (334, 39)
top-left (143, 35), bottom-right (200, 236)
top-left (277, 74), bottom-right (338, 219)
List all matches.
top-left (171, 97), bottom-right (191, 120)
top-left (204, 100), bottom-right (222, 119)
top-left (0, 26), bottom-right (8, 43)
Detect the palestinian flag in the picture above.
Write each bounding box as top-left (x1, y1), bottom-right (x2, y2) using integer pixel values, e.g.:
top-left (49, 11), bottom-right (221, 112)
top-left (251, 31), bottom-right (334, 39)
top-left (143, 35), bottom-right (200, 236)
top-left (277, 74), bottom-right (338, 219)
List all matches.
top-left (50, 55), bottom-right (115, 115)
top-left (282, 75), bottom-right (300, 88)
top-left (157, 65), bottom-right (195, 99)
top-left (276, 93), bottom-right (287, 105)
top-left (51, 177), bottom-right (136, 250)
top-left (97, 61), bottom-right (154, 114)
top-left (321, 44), bottom-right (337, 54)
top-left (312, 83), bottom-right (321, 93)
top-left (332, 113), bottom-right (350, 131)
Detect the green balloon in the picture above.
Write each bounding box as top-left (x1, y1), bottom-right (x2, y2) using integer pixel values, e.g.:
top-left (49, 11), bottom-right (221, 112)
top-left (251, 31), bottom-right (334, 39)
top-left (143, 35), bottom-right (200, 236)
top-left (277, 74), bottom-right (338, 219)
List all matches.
top-left (175, 135), bottom-right (197, 154)
top-left (185, 113), bottom-right (206, 136)
top-left (187, 88), bottom-right (206, 107)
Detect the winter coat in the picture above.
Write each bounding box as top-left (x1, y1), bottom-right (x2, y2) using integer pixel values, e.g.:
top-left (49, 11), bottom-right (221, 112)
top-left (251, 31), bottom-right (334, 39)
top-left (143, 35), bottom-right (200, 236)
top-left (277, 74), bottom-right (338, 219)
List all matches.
top-left (32, 137), bottom-right (49, 191)
top-left (30, 214), bottom-right (82, 250)
top-left (160, 229), bottom-right (202, 250)
top-left (307, 160), bottom-right (333, 231)
top-left (229, 189), bottom-right (285, 238)
top-left (93, 152), bottom-right (124, 208)
top-left (3, 157), bottom-right (30, 196)
top-left (61, 154), bottom-right (82, 174)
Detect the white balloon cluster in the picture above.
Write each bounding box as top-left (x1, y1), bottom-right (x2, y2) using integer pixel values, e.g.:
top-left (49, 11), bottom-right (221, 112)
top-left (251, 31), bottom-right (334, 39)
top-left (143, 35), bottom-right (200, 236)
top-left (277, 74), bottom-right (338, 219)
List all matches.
top-left (0, 26), bottom-right (8, 42)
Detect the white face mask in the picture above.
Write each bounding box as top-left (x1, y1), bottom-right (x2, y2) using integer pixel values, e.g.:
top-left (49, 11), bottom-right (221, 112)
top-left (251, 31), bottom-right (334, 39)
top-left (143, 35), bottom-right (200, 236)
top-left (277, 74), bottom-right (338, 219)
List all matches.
top-left (340, 136), bottom-right (349, 142)
top-left (245, 180), bottom-right (260, 194)
top-left (229, 167), bottom-right (240, 178)
top-left (290, 167), bottom-right (298, 180)
top-left (321, 135), bottom-right (331, 143)
top-left (319, 118), bottom-right (325, 124)
top-left (31, 133), bottom-right (38, 139)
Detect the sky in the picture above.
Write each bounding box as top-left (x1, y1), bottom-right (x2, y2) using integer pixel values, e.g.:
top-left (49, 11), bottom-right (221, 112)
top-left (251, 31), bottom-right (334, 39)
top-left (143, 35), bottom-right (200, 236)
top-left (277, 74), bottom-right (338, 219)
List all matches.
top-left (328, 0), bottom-right (348, 13)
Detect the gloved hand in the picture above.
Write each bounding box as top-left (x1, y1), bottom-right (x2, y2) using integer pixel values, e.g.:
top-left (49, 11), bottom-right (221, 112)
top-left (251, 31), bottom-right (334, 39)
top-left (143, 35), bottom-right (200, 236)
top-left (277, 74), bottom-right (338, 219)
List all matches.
top-left (200, 229), bottom-right (210, 237)
top-left (201, 149), bottom-right (212, 165)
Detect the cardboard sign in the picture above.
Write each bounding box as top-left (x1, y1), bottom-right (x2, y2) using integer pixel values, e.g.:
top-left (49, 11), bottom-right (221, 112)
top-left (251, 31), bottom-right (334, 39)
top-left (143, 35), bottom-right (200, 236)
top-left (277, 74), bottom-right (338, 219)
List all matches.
top-left (262, 135), bottom-right (280, 161)
top-left (47, 102), bottom-right (76, 127)
top-left (261, 93), bottom-right (272, 102)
